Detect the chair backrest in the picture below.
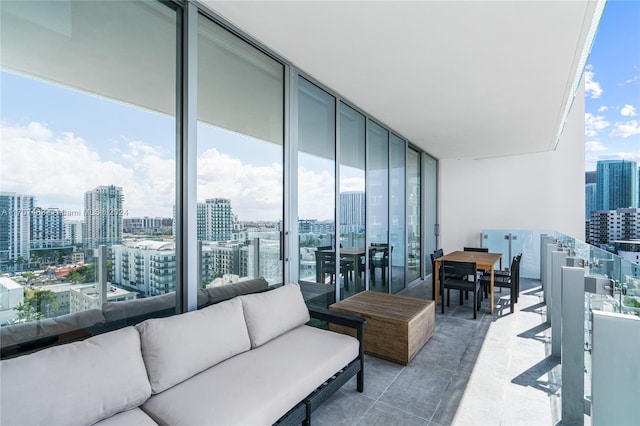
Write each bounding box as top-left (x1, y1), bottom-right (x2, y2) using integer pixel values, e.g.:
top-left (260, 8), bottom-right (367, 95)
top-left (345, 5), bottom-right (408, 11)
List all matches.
top-left (464, 247), bottom-right (488, 252)
top-left (315, 249), bottom-right (336, 265)
top-left (431, 249), bottom-right (444, 274)
top-left (441, 260), bottom-right (477, 282)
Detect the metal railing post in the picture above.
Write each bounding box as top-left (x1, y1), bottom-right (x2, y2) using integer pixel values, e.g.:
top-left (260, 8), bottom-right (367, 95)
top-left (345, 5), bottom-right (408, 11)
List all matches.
top-left (561, 266), bottom-right (586, 426)
top-left (551, 250), bottom-right (568, 358)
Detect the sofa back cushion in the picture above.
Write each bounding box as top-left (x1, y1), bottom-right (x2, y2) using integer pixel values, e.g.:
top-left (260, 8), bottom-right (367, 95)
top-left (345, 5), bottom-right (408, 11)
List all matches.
top-left (0, 327), bottom-right (151, 426)
top-left (136, 297), bottom-right (251, 394)
top-left (239, 282), bottom-right (310, 348)
top-left (102, 291), bottom-right (209, 327)
top-left (202, 277), bottom-right (270, 305)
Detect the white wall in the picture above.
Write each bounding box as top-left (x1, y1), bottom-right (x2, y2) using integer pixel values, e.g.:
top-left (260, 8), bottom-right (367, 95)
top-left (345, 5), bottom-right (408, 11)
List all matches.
top-left (438, 84), bottom-right (586, 251)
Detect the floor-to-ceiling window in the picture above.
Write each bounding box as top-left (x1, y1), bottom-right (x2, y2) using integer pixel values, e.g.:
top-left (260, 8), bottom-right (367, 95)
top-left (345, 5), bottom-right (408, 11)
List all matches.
top-left (297, 77), bottom-right (336, 306)
top-left (407, 148), bottom-right (422, 282)
top-left (390, 134), bottom-right (406, 293)
top-left (0, 0), bottom-right (440, 357)
top-left (367, 120), bottom-right (389, 291)
top-left (0, 0), bottom-right (178, 325)
top-left (339, 102), bottom-right (366, 299)
top-left (196, 14), bottom-right (284, 289)
top-left (424, 153), bottom-right (438, 274)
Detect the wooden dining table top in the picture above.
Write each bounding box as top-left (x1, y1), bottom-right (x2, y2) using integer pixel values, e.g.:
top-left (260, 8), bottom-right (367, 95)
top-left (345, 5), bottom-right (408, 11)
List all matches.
top-left (438, 251), bottom-right (502, 268)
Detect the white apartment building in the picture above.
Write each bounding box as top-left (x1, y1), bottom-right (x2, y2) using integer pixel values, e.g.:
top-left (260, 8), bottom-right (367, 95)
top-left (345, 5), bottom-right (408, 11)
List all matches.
top-left (0, 277), bottom-right (24, 325)
top-left (590, 208), bottom-right (640, 245)
top-left (0, 192), bottom-right (34, 267)
top-left (111, 240), bottom-right (176, 297)
top-left (83, 185), bottom-right (124, 249)
top-left (196, 198), bottom-right (235, 242)
top-left (69, 283), bottom-right (135, 313)
top-left (30, 207), bottom-right (66, 249)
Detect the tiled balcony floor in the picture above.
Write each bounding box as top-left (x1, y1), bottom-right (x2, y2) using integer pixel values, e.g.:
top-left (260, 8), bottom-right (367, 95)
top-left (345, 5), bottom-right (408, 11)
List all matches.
top-left (313, 277), bottom-right (562, 425)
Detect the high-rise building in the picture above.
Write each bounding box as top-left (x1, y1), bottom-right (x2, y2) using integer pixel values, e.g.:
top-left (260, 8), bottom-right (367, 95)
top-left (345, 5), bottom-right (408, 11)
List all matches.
top-left (0, 192), bottom-right (34, 267)
top-left (30, 207), bottom-right (66, 249)
top-left (595, 160), bottom-right (638, 211)
top-left (196, 198), bottom-right (234, 242)
top-left (589, 208), bottom-right (640, 245)
top-left (64, 220), bottom-right (83, 245)
top-left (340, 191), bottom-right (365, 227)
top-left (585, 170), bottom-right (597, 184)
top-left (585, 183), bottom-right (597, 220)
top-left (83, 185), bottom-right (124, 248)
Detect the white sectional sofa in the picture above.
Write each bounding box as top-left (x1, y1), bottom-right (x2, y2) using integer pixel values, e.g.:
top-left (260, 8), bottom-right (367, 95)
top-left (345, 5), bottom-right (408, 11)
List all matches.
top-left (0, 283), bottom-right (365, 426)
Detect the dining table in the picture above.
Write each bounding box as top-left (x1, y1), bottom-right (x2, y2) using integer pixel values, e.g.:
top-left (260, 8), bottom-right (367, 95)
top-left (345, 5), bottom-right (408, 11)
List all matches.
top-left (433, 250), bottom-right (502, 314)
top-left (317, 246), bottom-right (366, 292)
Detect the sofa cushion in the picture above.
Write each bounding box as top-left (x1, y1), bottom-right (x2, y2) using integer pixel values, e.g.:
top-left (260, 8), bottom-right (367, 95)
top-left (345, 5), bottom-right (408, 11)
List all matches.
top-left (239, 282), bottom-right (310, 348)
top-left (136, 297), bottom-right (251, 394)
top-left (93, 408), bottom-right (159, 426)
top-left (141, 325), bottom-right (359, 426)
top-left (102, 291), bottom-right (209, 325)
top-left (203, 276), bottom-right (269, 305)
top-left (0, 308), bottom-right (106, 348)
top-left (0, 327), bottom-right (151, 426)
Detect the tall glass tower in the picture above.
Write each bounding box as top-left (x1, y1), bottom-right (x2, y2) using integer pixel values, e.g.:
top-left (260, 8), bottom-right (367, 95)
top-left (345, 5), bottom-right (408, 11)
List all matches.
top-left (596, 160), bottom-right (638, 210)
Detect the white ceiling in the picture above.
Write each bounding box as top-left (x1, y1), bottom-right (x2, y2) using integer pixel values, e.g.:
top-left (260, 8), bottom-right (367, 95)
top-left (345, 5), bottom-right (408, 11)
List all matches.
top-left (203, 0), bottom-right (599, 160)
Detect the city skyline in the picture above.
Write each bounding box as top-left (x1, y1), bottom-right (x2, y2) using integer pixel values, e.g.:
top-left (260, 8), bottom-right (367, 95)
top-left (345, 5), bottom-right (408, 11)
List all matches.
top-left (584, 0), bottom-right (640, 172)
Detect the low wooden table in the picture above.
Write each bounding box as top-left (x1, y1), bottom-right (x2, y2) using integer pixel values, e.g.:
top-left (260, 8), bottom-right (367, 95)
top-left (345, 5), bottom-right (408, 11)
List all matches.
top-left (329, 291), bottom-right (435, 365)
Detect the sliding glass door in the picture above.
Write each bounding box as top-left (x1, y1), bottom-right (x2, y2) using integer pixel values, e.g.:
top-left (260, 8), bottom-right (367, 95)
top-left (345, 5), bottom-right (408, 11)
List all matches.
top-left (197, 15), bottom-right (284, 288)
top-left (390, 134), bottom-right (406, 293)
top-left (297, 77), bottom-right (336, 306)
top-left (407, 148), bottom-right (422, 282)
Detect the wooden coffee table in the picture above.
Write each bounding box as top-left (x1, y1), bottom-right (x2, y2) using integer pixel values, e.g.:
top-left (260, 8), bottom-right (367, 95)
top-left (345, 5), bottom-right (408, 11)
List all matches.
top-left (329, 291), bottom-right (435, 365)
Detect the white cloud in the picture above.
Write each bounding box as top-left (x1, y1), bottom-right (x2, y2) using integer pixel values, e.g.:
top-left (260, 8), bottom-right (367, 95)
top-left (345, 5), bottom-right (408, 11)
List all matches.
top-left (621, 104), bottom-right (637, 117)
top-left (609, 120), bottom-right (640, 138)
top-left (585, 113), bottom-right (610, 137)
top-left (197, 148), bottom-right (284, 221)
top-left (584, 65), bottom-right (603, 99)
top-left (598, 106), bottom-right (608, 112)
top-left (585, 141), bottom-right (607, 152)
top-left (0, 121), bottom-right (136, 212)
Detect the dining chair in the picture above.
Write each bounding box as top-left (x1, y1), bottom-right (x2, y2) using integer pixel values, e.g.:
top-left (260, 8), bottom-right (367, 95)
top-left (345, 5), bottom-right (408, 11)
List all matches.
top-left (369, 244), bottom-right (389, 286)
top-left (315, 246), bottom-right (352, 289)
top-left (463, 247), bottom-right (489, 252)
top-left (440, 260), bottom-right (481, 319)
top-left (479, 254), bottom-right (521, 313)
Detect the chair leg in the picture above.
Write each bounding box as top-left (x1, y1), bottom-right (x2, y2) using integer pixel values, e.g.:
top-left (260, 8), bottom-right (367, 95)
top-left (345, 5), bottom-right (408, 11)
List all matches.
top-left (472, 289), bottom-right (477, 319)
top-left (441, 283), bottom-right (445, 314)
top-left (459, 290), bottom-right (463, 305)
top-left (510, 287), bottom-right (515, 314)
top-left (447, 289), bottom-right (450, 307)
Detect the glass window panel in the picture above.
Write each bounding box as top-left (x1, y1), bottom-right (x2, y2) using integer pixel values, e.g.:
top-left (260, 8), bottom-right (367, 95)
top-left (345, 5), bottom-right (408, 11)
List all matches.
top-left (424, 154), bottom-right (438, 274)
top-left (339, 102), bottom-right (366, 299)
top-left (0, 0), bottom-right (178, 357)
top-left (196, 15), bottom-right (284, 291)
top-left (297, 77), bottom-right (336, 307)
top-left (407, 148), bottom-right (422, 282)
top-left (390, 134), bottom-right (406, 293)
top-left (367, 120), bottom-right (389, 291)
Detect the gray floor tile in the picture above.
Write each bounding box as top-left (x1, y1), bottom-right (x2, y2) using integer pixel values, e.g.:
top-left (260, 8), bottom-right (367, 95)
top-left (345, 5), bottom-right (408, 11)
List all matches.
top-left (313, 278), bottom-right (561, 426)
top-left (380, 364), bottom-right (452, 420)
top-left (355, 402), bottom-right (429, 426)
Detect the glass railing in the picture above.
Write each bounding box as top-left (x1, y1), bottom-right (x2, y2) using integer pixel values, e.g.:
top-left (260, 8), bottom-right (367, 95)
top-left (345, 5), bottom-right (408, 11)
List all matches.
top-left (483, 228), bottom-right (640, 419)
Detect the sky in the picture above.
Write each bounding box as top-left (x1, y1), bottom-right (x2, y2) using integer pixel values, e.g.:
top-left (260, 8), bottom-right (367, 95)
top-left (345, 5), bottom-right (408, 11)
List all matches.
top-left (584, 0), bottom-right (640, 172)
top-left (1, 0), bottom-right (637, 221)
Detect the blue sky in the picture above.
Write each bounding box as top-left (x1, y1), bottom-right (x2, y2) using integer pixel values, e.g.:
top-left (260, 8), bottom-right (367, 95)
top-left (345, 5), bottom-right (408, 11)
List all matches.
top-left (1, 0), bottom-right (636, 218)
top-left (584, 0), bottom-right (640, 171)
